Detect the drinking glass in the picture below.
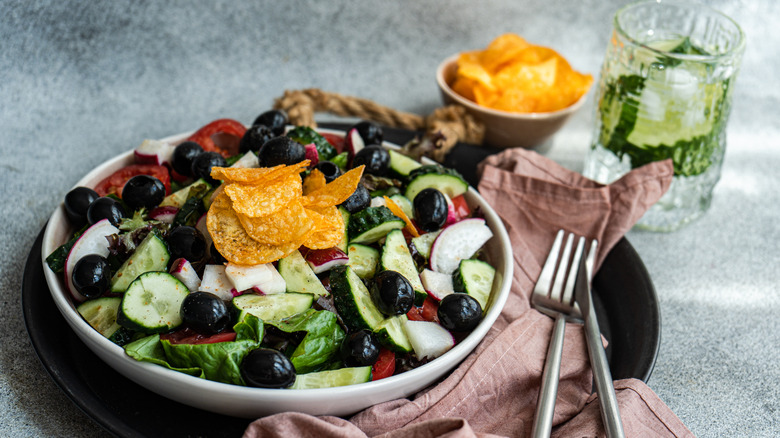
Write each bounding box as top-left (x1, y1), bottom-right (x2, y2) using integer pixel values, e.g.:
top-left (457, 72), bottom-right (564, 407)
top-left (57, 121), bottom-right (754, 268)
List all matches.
top-left (584, 0), bottom-right (745, 231)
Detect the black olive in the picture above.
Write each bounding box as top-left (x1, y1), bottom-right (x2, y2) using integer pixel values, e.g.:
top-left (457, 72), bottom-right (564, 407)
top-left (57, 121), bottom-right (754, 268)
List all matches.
top-left (167, 226), bottom-right (207, 263)
top-left (370, 270), bottom-right (415, 316)
top-left (86, 197), bottom-right (126, 226)
top-left (437, 293), bottom-right (482, 332)
top-left (339, 183), bottom-right (370, 213)
top-left (352, 145), bottom-right (390, 176)
top-left (239, 124), bottom-right (275, 154)
top-left (71, 254), bottom-right (110, 299)
top-left (122, 175), bottom-right (166, 211)
top-left (171, 141), bottom-right (204, 177)
top-left (313, 160), bottom-right (342, 183)
top-left (252, 110), bottom-right (288, 136)
top-left (341, 330), bottom-right (380, 367)
top-left (210, 242), bottom-right (228, 265)
top-left (180, 291), bottom-right (233, 335)
top-left (258, 136), bottom-right (306, 167)
top-left (191, 151), bottom-right (227, 186)
top-left (64, 186), bottom-right (99, 227)
top-left (350, 121), bottom-right (383, 145)
top-left (241, 348), bottom-right (296, 388)
top-left (413, 188), bottom-right (448, 232)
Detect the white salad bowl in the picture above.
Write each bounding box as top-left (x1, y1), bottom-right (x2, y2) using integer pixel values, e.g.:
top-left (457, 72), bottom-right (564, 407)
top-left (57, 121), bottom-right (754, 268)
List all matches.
top-left (41, 128), bottom-right (513, 419)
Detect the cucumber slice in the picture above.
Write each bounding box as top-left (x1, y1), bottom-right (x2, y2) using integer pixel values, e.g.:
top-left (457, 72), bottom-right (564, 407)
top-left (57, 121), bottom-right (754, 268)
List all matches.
top-left (290, 366), bottom-right (372, 389)
top-left (77, 297), bottom-right (123, 338)
top-left (380, 229), bottom-right (427, 305)
top-left (410, 230), bottom-right (441, 260)
top-left (348, 206), bottom-right (405, 244)
top-left (329, 265), bottom-right (385, 331)
top-left (277, 250), bottom-right (329, 297)
top-left (347, 243), bottom-right (380, 280)
top-left (110, 232), bottom-right (170, 293)
top-left (388, 149), bottom-right (422, 177)
top-left (160, 179), bottom-right (212, 209)
top-left (452, 259), bottom-right (496, 311)
top-left (374, 314), bottom-right (413, 353)
top-left (337, 207), bottom-right (351, 252)
top-left (117, 272), bottom-right (190, 333)
top-left (404, 166), bottom-right (468, 201)
top-left (233, 293), bottom-right (314, 322)
top-left (388, 194), bottom-right (414, 219)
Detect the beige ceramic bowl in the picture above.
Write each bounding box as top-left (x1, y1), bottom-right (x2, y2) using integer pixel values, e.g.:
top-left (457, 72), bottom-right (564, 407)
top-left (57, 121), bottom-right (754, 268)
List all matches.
top-left (436, 54), bottom-right (589, 149)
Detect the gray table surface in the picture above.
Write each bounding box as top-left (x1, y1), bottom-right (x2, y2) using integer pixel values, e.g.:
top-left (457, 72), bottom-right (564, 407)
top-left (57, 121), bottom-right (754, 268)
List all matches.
top-left (2, 1), bottom-right (778, 436)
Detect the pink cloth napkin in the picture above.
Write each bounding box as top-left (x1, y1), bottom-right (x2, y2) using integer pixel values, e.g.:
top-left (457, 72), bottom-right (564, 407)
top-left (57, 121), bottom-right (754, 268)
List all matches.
top-left (244, 148), bottom-right (692, 438)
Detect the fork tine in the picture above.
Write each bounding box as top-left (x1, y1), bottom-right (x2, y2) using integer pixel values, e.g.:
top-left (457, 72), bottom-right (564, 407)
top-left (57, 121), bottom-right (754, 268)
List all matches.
top-left (561, 236), bottom-right (586, 306)
top-left (550, 233), bottom-right (575, 301)
top-left (534, 229), bottom-right (564, 296)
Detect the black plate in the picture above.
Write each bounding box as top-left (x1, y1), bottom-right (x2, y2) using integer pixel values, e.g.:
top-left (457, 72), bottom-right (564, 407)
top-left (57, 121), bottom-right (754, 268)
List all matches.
top-left (23, 126), bottom-right (660, 437)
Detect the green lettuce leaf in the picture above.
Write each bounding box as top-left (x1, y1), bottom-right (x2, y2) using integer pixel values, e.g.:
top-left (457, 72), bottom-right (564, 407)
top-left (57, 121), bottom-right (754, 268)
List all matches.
top-left (267, 309), bottom-right (345, 374)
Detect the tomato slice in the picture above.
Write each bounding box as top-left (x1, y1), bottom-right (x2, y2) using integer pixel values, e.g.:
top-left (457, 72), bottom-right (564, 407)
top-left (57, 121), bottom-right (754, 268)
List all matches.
top-left (186, 118), bottom-right (247, 157)
top-left (161, 327), bottom-right (237, 345)
top-left (94, 164), bottom-right (171, 198)
top-left (450, 194), bottom-right (471, 221)
top-left (371, 348), bottom-right (396, 381)
top-left (406, 296), bottom-right (440, 323)
top-left (321, 132), bottom-right (345, 154)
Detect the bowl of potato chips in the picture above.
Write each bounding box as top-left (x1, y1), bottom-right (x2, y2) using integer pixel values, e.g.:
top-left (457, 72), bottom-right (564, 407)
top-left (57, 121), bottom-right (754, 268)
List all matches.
top-left (437, 33), bottom-right (593, 149)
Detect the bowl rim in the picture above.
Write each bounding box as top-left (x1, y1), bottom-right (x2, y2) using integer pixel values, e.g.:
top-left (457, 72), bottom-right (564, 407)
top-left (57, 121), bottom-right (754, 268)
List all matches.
top-left (436, 53), bottom-right (589, 120)
top-left (40, 127), bottom-right (514, 416)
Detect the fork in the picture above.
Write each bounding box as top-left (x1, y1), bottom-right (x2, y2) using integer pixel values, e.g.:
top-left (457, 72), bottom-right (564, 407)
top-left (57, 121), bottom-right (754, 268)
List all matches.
top-left (530, 230), bottom-right (586, 438)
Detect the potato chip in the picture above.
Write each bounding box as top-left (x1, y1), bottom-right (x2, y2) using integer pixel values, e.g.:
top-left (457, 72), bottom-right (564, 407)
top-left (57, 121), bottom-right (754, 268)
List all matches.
top-left (211, 161), bottom-right (309, 184)
top-left (207, 191), bottom-right (301, 265)
top-left (302, 165), bottom-right (364, 209)
top-left (237, 199), bottom-right (313, 246)
top-left (303, 169), bottom-right (327, 195)
top-left (224, 174), bottom-right (302, 218)
top-left (302, 205), bottom-right (344, 249)
top-left (453, 33), bottom-right (592, 113)
top-left (383, 196), bottom-right (419, 238)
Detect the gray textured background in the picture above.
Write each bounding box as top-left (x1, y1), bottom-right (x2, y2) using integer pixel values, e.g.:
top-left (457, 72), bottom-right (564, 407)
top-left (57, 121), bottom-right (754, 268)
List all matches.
top-left (2, 0), bottom-right (778, 436)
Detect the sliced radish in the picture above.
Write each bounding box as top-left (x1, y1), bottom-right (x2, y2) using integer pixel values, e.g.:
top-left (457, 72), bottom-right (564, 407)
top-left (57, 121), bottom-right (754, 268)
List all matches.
top-left (369, 197), bottom-right (387, 208)
top-left (250, 265), bottom-right (286, 295)
top-left (169, 258), bottom-right (201, 292)
top-left (403, 320), bottom-right (455, 360)
top-left (230, 151), bottom-right (260, 169)
top-left (199, 264), bottom-right (236, 301)
top-left (148, 205), bottom-right (179, 224)
top-left (225, 263), bottom-right (274, 292)
top-left (442, 193), bottom-right (460, 227)
top-left (64, 219), bottom-right (120, 302)
top-left (134, 139), bottom-right (175, 166)
top-left (429, 218), bottom-right (493, 275)
top-left (304, 143), bottom-right (319, 166)
top-left (344, 128), bottom-right (365, 164)
top-left (419, 269), bottom-right (454, 301)
top-left (304, 247), bottom-right (349, 274)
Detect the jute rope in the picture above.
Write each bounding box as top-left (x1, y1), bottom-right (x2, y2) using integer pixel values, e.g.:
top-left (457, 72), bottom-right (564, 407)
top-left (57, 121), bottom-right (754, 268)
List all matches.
top-left (273, 89), bottom-right (485, 162)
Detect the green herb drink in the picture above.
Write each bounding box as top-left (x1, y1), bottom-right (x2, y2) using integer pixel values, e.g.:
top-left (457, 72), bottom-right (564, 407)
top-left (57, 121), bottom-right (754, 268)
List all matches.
top-left (584, 0), bottom-right (744, 231)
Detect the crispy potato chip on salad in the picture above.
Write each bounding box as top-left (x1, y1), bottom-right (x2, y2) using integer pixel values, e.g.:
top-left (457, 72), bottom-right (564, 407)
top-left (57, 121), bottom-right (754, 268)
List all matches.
top-left (302, 166), bottom-right (365, 209)
top-left (237, 200), bottom-right (313, 246)
top-left (303, 169), bottom-right (327, 195)
top-left (453, 33), bottom-right (592, 113)
top-left (211, 161), bottom-right (309, 185)
top-left (301, 205), bottom-right (344, 249)
top-left (224, 174), bottom-right (302, 218)
top-left (207, 191), bottom-right (300, 265)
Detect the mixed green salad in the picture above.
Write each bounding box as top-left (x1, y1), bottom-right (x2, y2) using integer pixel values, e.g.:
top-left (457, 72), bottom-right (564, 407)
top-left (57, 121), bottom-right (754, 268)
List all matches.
top-left (46, 113), bottom-right (498, 389)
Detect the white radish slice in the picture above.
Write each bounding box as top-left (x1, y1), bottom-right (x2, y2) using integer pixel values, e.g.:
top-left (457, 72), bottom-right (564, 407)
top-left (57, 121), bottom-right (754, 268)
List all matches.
top-left (251, 266), bottom-right (286, 295)
top-left (133, 139), bottom-right (175, 166)
top-left (345, 128), bottom-right (365, 162)
top-left (169, 258), bottom-right (201, 292)
top-left (64, 219), bottom-right (119, 302)
top-left (419, 269), bottom-right (454, 301)
top-left (305, 247), bottom-right (349, 274)
top-left (225, 263), bottom-right (274, 293)
top-left (429, 218), bottom-right (493, 275)
top-left (148, 206), bottom-right (179, 224)
top-left (403, 320), bottom-right (455, 360)
top-left (230, 151), bottom-right (260, 169)
top-left (199, 264), bottom-right (236, 300)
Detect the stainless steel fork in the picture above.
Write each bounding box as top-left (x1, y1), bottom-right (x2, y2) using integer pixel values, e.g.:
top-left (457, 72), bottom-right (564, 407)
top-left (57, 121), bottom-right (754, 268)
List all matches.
top-left (530, 230), bottom-right (586, 438)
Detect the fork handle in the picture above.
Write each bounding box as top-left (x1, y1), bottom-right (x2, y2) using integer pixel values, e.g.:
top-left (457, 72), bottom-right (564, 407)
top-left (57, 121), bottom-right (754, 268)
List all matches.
top-left (583, 310), bottom-right (625, 438)
top-left (531, 314), bottom-right (566, 438)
